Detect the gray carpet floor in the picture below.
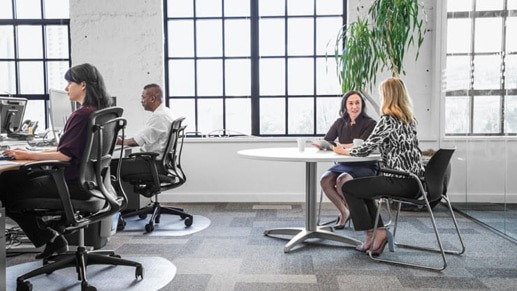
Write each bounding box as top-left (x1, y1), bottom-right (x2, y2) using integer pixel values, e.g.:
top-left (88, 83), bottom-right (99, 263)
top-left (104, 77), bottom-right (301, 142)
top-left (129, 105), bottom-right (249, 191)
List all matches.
top-left (6, 202), bottom-right (517, 290)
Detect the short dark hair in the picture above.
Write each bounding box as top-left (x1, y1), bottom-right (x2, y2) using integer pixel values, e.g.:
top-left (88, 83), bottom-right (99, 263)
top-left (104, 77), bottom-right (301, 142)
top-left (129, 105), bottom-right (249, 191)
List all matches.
top-left (64, 63), bottom-right (112, 109)
top-left (143, 83), bottom-right (163, 101)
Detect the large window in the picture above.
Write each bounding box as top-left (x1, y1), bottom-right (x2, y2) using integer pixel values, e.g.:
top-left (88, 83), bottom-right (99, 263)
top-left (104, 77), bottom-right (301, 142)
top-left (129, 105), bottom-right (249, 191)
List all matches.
top-left (0, 0), bottom-right (70, 131)
top-left (165, 0), bottom-right (345, 136)
top-left (445, 0), bottom-right (517, 135)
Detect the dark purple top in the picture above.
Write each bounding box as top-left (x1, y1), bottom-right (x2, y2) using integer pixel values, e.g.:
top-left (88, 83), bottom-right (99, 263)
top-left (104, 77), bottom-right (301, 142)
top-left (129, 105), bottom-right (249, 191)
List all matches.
top-left (57, 106), bottom-right (96, 182)
top-left (324, 115), bottom-right (377, 144)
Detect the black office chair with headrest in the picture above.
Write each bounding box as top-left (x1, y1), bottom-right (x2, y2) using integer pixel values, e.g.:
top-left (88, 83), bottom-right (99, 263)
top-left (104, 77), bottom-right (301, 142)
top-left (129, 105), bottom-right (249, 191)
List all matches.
top-left (118, 117), bottom-right (193, 233)
top-left (10, 107), bottom-right (143, 291)
top-left (368, 148), bottom-right (465, 271)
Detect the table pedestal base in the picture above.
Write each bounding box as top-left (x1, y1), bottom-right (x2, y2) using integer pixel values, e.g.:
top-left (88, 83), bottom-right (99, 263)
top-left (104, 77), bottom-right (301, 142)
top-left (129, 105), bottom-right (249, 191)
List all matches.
top-left (264, 227), bottom-right (361, 253)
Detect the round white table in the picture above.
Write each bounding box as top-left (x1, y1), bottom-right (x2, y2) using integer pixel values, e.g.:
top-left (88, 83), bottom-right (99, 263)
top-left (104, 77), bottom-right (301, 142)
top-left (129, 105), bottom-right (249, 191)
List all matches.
top-left (238, 147), bottom-right (381, 252)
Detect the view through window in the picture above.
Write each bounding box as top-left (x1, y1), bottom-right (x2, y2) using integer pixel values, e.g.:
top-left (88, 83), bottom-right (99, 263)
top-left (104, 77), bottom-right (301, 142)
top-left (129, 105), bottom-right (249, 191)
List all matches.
top-left (165, 0), bottom-right (346, 136)
top-left (445, 0), bottom-right (517, 135)
top-left (0, 0), bottom-right (70, 131)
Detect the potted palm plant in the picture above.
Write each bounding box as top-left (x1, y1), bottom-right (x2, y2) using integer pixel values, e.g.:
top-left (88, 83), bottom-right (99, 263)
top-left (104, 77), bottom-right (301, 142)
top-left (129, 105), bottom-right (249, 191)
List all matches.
top-left (333, 0), bottom-right (427, 112)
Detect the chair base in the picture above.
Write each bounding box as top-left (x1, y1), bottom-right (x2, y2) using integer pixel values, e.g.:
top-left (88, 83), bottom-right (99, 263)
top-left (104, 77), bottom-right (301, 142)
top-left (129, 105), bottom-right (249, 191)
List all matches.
top-left (16, 247), bottom-right (143, 291)
top-left (120, 201), bottom-right (193, 233)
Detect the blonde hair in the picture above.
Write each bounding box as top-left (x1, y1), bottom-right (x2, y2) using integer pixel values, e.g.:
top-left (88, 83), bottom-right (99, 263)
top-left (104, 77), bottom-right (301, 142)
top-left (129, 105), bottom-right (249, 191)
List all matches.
top-left (379, 77), bottom-right (416, 123)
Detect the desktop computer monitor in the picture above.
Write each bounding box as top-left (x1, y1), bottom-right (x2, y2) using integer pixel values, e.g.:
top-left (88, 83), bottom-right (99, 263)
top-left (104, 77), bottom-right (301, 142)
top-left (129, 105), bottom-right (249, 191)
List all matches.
top-left (0, 97), bottom-right (27, 134)
top-left (48, 88), bottom-right (74, 132)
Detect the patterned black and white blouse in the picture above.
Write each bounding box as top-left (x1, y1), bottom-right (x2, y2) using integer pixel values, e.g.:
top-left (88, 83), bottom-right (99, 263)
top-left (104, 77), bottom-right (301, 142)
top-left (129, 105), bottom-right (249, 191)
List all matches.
top-left (349, 115), bottom-right (425, 177)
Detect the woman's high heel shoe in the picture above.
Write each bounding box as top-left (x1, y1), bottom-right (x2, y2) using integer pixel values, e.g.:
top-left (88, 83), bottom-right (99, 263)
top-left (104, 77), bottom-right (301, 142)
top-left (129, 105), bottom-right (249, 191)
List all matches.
top-left (369, 229), bottom-right (394, 256)
top-left (334, 214), bottom-right (351, 230)
top-left (355, 230), bottom-right (373, 252)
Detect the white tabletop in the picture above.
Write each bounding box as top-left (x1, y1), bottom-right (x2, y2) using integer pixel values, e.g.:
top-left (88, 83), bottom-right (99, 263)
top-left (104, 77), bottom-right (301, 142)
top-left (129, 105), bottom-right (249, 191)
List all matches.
top-left (238, 147), bottom-right (380, 163)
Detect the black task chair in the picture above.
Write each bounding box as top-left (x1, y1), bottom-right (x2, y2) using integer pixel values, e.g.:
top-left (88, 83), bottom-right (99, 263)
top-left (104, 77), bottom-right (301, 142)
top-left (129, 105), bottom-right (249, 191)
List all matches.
top-left (11, 107), bottom-right (143, 291)
top-left (369, 148), bottom-right (465, 271)
top-left (119, 117), bottom-right (193, 233)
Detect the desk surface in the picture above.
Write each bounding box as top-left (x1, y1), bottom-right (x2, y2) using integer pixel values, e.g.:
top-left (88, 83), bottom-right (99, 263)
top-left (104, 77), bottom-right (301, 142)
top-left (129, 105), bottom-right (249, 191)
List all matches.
top-left (238, 147), bottom-right (381, 163)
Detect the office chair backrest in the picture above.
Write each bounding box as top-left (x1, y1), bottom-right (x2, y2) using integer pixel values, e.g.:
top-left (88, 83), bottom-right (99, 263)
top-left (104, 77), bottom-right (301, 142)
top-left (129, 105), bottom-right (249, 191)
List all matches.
top-left (161, 117), bottom-right (185, 168)
top-left (79, 106), bottom-right (127, 219)
top-left (424, 148), bottom-right (455, 203)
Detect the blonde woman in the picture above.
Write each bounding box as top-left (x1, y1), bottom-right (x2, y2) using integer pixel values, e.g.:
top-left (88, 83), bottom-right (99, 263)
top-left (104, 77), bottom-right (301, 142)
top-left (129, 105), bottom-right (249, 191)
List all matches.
top-left (333, 77), bottom-right (425, 256)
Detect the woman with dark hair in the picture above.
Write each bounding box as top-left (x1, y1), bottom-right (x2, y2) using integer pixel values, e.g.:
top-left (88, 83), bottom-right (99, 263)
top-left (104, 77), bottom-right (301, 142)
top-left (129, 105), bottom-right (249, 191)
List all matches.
top-left (319, 90), bottom-right (377, 229)
top-left (336, 77), bottom-right (425, 256)
top-left (0, 63), bottom-right (112, 259)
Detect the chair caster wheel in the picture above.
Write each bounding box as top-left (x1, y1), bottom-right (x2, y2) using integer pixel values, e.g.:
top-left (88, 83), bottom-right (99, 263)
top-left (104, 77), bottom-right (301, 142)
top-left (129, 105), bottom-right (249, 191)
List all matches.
top-left (136, 265), bottom-right (144, 279)
top-left (117, 217), bottom-right (126, 231)
top-left (184, 216), bottom-right (193, 227)
top-left (145, 223), bottom-right (154, 233)
top-left (138, 213), bottom-right (147, 219)
top-left (81, 281), bottom-right (97, 291)
top-left (17, 280), bottom-right (32, 291)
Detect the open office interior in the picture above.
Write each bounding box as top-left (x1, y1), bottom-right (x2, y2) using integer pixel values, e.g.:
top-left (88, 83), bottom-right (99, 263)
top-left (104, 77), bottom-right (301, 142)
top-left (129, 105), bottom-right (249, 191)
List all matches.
top-left (1, 0), bottom-right (517, 290)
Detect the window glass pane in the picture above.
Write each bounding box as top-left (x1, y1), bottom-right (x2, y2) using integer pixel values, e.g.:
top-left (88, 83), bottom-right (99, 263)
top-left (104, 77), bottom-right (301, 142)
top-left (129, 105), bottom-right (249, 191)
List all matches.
top-left (0, 25), bottom-right (15, 58)
top-left (473, 95), bottom-right (500, 133)
top-left (287, 18), bottom-right (313, 55)
top-left (475, 18), bottom-right (502, 53)
top-left (196, 20), bottom-right (222, 57)
top-left (225, 59), bottom-right (250, 96)
top-left (447, 19), bottom-right (472, 54)
top-left (197, 60), bottom-right (222, 96)
top-left (226, 98), bottom-right (251, 134)
top-left (169, 60), bottom-right (195, 96)
top-left (316, 0), bottom-right (343, 15)
top-left (45, 25), bottom-right (69, 58)
top-left (505, 55), bottom-right (517, 89)
top-left (506, 17), bottom-right (517, 52)
top-left (259, 19), bottom-right (285, 56)
top-left (198, 99), bottom-right (223, 133)
top-left (260, 58), bottom-right (285, 95)
top-left (317, 97), bottom-right (341, 134)
top-left (288, 58), bottom-right (313, 95)
top-left (288, 97), bottom-right (314, 134)
top-left (169, 99), bottom-right (196, 133)
top-left (476, 0), bottom-right (504, 11)
top-left (196, 0), bottom-right (221, 17)
top-left (168, 20), bottom-right (194, 57)
top-left (287, 0), bottom-right (313, 15)
top-left (316, 17), bottom-right (341, 55)
top-left (446, 56), bottom-right (471, 90)
top-left (43, 0), bottom-right (69, 19)
top-left (224, 19), bottom-right (250, 57)
top-left (447, 0), bottom-right (472, 12)
top-left (316, 57), bottom-right (340, 95)
top-left (17, 25), bottom-right (43, 58)
top-left (15, 0), bottom-right (41, 19)
top-left (473, 55), bottom-right (501, 90)
top-left (259, 0), bottom-right (285, 16)
top-left (168, 0), bottom-right (193, 17)
top-left (25, 100), bottom-right (46, 133)
top-left (19, 61), bottom-right (44, 94)
top-left (445, 96), bottom-right (470, 134)
top-left (0, 61), bottom-right (16, 94)
top-left (509, 1), bottom-right (517, 10)
top-left (260, 98), bottom-right (285, 134)
top-left (0, 0), bottom-right (13, 19)
top-left (46, 61), bottom-right (68, 90)
top-left (505, 95), bottom-right (517, 134)
top-left (224, 0), bottom-right (249, 17)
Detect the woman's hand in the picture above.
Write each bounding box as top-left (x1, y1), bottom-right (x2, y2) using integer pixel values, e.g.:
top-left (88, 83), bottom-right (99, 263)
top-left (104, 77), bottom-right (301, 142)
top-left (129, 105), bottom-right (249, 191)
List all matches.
top-left (2, 149), bottom-right (31, 160)
top-left (332, 142), bottom-right (350, 156)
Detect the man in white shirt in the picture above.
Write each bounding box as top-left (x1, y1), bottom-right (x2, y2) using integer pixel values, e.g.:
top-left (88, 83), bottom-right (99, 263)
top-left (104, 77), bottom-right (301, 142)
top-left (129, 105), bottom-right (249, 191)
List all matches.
top-left (117, 83), bottom-right (174, 157)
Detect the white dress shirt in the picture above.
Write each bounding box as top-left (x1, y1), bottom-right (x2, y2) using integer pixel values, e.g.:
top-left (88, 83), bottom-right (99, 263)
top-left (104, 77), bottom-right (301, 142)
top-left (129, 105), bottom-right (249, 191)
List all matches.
top-left (133, 103), bottom-right (174, 158)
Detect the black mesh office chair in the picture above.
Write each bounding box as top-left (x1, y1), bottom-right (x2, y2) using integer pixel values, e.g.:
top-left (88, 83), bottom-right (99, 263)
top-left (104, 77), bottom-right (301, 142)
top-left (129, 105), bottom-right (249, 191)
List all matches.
top-left (9, 107), bottom-right (143, 291)
top-left (118, 117), bottom-right (193, 233)
top-left (368, 148), bottom-right (465, 271)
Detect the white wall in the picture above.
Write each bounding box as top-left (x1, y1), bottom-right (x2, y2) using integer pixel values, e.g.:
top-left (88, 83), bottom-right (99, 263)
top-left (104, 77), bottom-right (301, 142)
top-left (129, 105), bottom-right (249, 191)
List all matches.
top-left (70, 0), bottom-right (516, 204)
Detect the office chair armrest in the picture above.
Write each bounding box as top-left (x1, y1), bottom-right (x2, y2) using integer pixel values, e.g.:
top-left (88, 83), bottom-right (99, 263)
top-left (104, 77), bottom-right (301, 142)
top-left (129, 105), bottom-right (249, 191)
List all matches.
top-left (379, 167), bottom-right (429, 204)
top-left (19, 160), bottom-right (77, 225)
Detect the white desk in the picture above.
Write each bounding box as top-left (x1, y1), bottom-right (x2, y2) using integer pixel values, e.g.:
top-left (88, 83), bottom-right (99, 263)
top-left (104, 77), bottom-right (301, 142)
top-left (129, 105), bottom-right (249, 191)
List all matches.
top-left (238, 147), bottom-right (381, 252)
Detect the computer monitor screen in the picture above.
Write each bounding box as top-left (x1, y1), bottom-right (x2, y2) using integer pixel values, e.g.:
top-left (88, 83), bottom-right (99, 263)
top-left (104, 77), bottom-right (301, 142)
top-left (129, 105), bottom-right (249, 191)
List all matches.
top-left (49, 88), bottom-right (74, 132)
top-left (0, 97), bottom-right (27, 134)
